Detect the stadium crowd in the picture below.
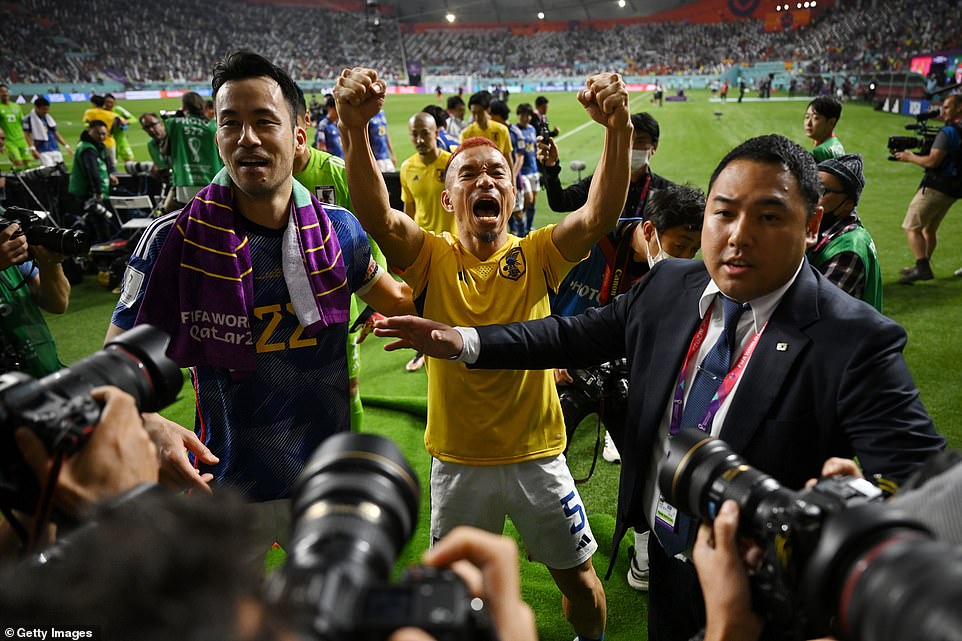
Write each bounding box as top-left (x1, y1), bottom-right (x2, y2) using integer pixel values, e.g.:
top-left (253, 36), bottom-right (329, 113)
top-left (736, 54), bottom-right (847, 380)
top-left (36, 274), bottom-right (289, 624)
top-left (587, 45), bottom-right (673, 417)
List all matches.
top-left (3, 0), bottom-right (960, 84)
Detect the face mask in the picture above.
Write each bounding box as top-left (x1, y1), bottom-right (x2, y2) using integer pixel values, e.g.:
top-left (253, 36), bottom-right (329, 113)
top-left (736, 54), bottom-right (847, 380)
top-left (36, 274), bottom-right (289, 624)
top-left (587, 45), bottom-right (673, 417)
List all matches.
top-left (630, 148), bottom-right (651, 172)
top-left (647, 231), bottom-right (667, 268)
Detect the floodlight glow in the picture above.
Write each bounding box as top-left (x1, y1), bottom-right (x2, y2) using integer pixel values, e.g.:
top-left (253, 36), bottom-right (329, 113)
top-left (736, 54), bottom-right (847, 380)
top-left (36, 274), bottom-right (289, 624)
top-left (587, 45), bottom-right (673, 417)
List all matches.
top-left (618, 0), bottom-right (626, 6)
top-left (445, 12), bottom-right (455, 22)
top-left (537, 11), bottom-right (545, 18)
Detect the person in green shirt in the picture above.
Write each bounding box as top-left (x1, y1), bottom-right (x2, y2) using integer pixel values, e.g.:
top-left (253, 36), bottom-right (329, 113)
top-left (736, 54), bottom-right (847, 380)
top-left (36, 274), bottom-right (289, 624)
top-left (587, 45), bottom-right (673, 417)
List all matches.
top-left (0, 83), bottom-right (39, 170)
top-left (292, 88), bottom-right (413, 430)
top-left (0, 212), bottom-right (71, 377)
top-left (138, 112), bottom-right (175, 212)
top-left (808, 153), bottom-right (883, 311)
top-left (804, 96), bottom-right (845, 162)
top-left (104, 94), bottom-right (135, 163)
top-left (164, 91), bottom-right (221, 207)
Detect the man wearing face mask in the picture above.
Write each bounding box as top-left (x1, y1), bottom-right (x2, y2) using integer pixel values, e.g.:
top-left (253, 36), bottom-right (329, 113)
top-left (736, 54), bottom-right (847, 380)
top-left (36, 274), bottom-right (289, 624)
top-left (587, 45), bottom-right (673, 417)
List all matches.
top-left (539, 112), bottom-right (672, 218)
top-left (808, 154), bottom-right (883, 312)
top-left (550, 183), bottom-right (705, 593)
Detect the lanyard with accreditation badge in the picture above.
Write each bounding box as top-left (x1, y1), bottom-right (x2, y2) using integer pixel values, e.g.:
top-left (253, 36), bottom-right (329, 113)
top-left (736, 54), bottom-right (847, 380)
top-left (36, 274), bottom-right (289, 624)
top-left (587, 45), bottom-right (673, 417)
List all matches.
top-left (655, 299), bottom-right (767, 532)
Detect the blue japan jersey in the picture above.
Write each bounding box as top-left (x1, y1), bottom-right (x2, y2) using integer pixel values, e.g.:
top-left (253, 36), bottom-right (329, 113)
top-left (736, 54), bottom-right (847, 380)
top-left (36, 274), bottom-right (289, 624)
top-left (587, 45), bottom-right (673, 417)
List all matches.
top-left (368, 111), bottom-right (392, 160)
top-left (518, 123), bottom-right (538, 176)
top-left (315, 116), bottom-right (344, 158)
top-left (112, 206), bottom-right (374, 500)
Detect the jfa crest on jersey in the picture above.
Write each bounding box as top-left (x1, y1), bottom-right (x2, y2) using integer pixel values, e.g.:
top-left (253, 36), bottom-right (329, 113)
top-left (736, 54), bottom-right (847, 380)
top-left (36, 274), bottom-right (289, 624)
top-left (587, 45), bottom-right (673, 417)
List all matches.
top-left (499, 247), bottom-right (526, 280)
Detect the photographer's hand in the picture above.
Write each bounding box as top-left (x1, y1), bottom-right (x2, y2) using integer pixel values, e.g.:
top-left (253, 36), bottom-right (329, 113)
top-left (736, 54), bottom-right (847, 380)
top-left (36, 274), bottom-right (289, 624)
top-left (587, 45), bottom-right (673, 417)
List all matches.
top-left (388, 527), bottom-right (536, 641)
top-left (142, 412), bottom-right (218, 494)
top-left (0, 223), bottom-right (28, 269)
top-left (805, 457), bottom-right (862, 489)
top-left (29, 245), bottom-right (70, 314)
top-left (537, 135), bottom-right (559, 168)
top-left (14, 386), bottom-right (159, 517)
top-left (373, 315), bottom-right (464, 360)
top-left (693, 501), bottom-right (764, 641)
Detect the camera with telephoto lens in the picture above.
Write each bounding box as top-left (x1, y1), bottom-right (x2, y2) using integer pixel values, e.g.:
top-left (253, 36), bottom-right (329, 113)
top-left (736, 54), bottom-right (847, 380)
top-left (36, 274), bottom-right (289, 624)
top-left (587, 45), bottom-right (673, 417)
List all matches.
top-left (887, 109), bottom-right (941, 160)
top-left (558, 358), bottom-right (629, 443)
top-left (264, 432), bottom-right (498, 641)
top-left (659, 429), bottom-right (962, 641)
top-left (0, 325), bottom-right (183, 515)
top-left (0, 206), bottom-right (89, 257)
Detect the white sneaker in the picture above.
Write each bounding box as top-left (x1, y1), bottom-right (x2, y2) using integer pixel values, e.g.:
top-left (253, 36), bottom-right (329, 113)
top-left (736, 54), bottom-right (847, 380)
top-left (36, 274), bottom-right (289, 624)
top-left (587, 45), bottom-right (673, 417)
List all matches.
top-left (627, 546), bottom-right (650, 591)
top-left (602, 432), bottom-right (621, 464)
top-left (954, 266), bottom-right (962, 277)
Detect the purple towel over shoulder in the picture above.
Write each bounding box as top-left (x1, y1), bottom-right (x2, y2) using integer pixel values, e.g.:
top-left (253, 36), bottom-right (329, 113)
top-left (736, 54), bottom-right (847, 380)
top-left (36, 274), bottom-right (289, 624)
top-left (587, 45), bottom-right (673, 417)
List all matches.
top-left (136, 169), bottom-right (349, 374)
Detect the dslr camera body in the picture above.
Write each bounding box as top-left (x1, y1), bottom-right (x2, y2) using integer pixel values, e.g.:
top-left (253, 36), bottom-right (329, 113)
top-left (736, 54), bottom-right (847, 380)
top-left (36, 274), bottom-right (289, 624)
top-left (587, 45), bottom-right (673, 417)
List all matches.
top-left (0, 325), bottom-right (182, 515)
top-left (0, 206), bottom-right (89, 258)
top-left (659, 430), bottom-right (962, 641)
top-left (265, 432), bottom-right (498, 641)
top-left (558, 358), bottom-right (629, 444)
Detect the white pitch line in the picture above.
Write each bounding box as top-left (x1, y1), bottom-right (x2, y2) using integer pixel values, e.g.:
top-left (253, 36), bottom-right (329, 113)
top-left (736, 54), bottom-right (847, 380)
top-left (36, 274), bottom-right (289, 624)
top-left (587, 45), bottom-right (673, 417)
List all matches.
top-left (555, 119), bottom-right (598, 142)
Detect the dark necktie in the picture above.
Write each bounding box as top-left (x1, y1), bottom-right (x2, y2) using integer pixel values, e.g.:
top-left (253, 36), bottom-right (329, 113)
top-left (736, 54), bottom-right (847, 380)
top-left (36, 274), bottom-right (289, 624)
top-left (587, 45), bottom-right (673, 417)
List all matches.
top-left (656, 295), bottom-right (749, 556)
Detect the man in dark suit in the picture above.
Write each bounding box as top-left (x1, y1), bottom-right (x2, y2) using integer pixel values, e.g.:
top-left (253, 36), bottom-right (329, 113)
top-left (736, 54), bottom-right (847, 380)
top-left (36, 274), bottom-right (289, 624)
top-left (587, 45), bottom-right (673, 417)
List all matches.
top-left (371, 134), bottom-right (946, 641)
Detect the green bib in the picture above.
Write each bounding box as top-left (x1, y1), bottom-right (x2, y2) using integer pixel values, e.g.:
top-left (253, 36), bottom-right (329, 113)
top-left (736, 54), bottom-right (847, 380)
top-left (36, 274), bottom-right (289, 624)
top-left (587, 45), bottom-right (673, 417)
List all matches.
top-left (809, 225), bottom-right (883, 313)
top-left (0, 265), bottom-right (62, 377)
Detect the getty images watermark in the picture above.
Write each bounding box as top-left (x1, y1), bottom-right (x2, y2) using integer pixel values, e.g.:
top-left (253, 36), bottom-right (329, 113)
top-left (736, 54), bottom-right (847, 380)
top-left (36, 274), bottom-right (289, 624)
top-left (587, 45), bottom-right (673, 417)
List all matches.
top-left (3, 627), bottom-right (100, 640)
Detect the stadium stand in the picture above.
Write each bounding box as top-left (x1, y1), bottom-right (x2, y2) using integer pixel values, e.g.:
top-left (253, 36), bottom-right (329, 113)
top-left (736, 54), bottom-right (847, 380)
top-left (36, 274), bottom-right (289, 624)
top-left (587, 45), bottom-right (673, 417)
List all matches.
top-left (1, 0), bottom-right (959, 84)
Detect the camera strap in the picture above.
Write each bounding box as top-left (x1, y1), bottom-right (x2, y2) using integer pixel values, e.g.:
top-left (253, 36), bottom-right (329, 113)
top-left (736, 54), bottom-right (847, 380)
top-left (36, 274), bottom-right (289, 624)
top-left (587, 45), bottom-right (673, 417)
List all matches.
top-left (27, 450), bottom-right (63, 554)
top-left (572, 403), bottom-right (604, 486)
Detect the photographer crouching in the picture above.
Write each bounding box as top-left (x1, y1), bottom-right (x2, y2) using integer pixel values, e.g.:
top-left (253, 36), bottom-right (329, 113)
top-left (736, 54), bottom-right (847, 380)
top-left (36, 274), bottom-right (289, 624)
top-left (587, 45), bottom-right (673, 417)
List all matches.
top-left (67, 119), bottom-right (119, 244)
top-left (0, 208), bottom-right (72, 377)
top-left (893, 93), bottom-right (962, 283)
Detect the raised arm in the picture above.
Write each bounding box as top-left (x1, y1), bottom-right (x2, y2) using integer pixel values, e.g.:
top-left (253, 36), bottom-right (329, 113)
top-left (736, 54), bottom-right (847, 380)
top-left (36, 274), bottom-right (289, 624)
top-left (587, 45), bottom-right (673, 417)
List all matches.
top-left (334, 68), bottom-right (425, 269)
top-left (551, 73), bottom-right (633, 261)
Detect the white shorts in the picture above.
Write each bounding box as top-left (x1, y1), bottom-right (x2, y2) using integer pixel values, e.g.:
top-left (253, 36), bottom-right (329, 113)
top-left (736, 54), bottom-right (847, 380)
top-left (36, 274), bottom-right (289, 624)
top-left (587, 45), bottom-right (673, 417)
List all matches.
top-left (38, 150), bottom-right (64, 167)
top-left (521, 173), bottom-right (541, 194)
top-left (376, 158), bottom-right (396, 172)
top-left (430, 454), bottom-right (598, 569)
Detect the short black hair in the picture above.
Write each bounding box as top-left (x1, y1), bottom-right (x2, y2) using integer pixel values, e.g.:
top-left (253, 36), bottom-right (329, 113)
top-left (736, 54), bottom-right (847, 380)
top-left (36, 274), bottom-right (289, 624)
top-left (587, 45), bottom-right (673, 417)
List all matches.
top-left (33, 96), bottom-right (50, 108)
top-left (447, 95), bottom-right (464, 110)
top-left (181, 91), bottom-right (205, 116)
top-left (211, 50), bottom-right (301, 125)
top-left (645, 183), bottom-right (706, 233)
top-left (489, 99), bottom-right (509, 119)
top-left (516, 102), bottom-right (534, 116)
top-left (709, 134), bottom-right (821, 217)
top-left (90, 95), bottom-right (105, 108)
top-left (535, 95), bottom-right (549, 107)
top-left (808, 96), bottom-right (842, 122)
top-left (293, 83), bottom-right (307, 120)
top-left (87, 119), bottom-right (108, 129)
top-left (631, 112), bottom-right (660, 145)
top-left (422, 104), bottom-right (448, 128)
top-left (104, 93), bottom-right (116, 100)
top-left (468, 90), bottom-right (491, 110)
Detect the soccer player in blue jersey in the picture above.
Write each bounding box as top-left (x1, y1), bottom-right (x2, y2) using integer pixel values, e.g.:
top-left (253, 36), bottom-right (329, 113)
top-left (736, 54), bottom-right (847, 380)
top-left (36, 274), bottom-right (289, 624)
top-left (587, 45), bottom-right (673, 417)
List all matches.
top-left (368, 109), bottom-right (397, 171)
top-left (314, 94), bottom-right (343, 158)
top-left (106, 52), bottom-right (413, 544)
top-left (515, 103), bottom-right (541, 234)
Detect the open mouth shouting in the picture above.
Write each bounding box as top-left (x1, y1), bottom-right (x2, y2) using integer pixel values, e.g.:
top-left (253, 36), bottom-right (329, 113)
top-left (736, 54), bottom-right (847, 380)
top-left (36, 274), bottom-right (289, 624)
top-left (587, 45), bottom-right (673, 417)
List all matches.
top-left (236, 155), bottom-right (269, 172)
top-left (473, 196), bottom-right (501, 222)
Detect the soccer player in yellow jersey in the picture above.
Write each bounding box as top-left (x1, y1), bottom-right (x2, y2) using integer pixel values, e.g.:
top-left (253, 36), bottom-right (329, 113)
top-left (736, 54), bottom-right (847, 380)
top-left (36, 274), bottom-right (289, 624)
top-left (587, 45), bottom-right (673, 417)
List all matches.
top-left (401, 112), bottom-right (456, 236)
top-left (460, 90), bottom-right (513, 168)
top-left (336, 67), bottom-right (633, 641)
top-left (82, 95), bottom-right (119, 164)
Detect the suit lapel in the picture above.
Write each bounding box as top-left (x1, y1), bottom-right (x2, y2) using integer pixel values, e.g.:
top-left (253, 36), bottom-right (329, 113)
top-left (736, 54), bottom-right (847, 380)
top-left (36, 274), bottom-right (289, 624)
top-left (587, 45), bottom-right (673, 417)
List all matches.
top-left (638, 269), bottom-right (707, 436)
top-left (718, 265), bottom-right (820, 453)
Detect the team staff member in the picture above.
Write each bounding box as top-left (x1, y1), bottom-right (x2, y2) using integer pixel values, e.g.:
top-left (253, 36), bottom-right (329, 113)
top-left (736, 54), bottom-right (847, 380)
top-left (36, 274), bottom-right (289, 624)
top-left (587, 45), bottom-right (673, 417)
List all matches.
top-left (337, 65), bottom-right (634, 641)
top-left (373, 134), bottom-right (945, 641)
